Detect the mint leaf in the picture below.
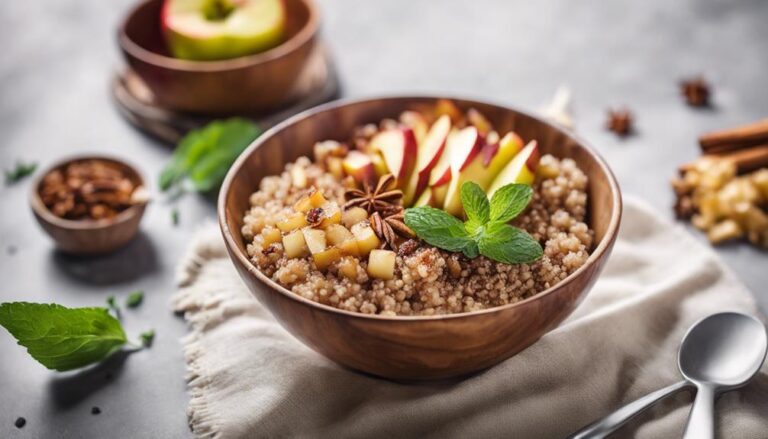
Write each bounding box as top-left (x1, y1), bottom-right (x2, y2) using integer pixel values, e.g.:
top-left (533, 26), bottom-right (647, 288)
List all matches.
top-left (405, 207), bottom-right (477, 257)
top-left (489, 184), bottom-right (533, 223)
top-left (160, 118), bottom-right (261, 193)
top-left (140, 329), bottom-right (155, 347)
top-left (126, 291), bottom-right (144, 308)
top-left (4, 161), bottom-right (37, 185)
top-left (477, 223), bottom-right (543, 264)
top-left (460, 182), bottom-right (489, 226)
top-left (0, 302), bottom-right (127, 371)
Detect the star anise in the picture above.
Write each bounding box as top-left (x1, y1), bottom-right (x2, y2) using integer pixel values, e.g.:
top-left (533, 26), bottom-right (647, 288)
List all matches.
top-left (680, 76), bottom-right (710, 107)
top-left (370, 208), bottom-right (416, 250)
top-left (344, 173), bottom-right (403, 215)
top-left (606, 108), bottom-right (633, 137)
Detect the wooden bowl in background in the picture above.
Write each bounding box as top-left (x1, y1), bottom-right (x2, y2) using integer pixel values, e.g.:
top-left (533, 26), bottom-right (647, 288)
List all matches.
top-left (30, 156), bottom-right (148, 255)
top-left (118, 0), bottom-right (319, 114)
top-left (219, 96), bottom-right (622, 380)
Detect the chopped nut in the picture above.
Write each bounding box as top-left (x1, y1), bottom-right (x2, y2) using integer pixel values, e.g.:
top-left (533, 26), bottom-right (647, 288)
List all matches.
top-left (306, 207), bottom-right (325, 227)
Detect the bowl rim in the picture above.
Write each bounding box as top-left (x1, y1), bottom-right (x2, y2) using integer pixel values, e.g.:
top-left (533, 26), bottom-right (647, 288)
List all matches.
top-left (30, 154), bottom-right (148, 231)
top-left (219, 95), bottom-right (623, 322)
top-left (118, 0), bottom-right (319, 72)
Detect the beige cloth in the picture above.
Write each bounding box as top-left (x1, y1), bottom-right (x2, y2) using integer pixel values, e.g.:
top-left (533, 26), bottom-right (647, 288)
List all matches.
top-left (171, 197), bottom-right (768, 439)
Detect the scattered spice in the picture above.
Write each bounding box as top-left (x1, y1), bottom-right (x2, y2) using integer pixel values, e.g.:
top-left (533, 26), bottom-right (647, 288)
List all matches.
top-left (606, 108), bottom-right (634, 137)
top-left (344, 173), bottom-right (403, 215)
top-left (5, 161), bottom-right (37, 185)
top-left (680, 76), bottom-right (711, 107)
top-left (91, 407), bottom-right (101, 415)
top-left (14, 417), bottom-right (26, 429)
top-left (39, 159), bottom-right (147, 221)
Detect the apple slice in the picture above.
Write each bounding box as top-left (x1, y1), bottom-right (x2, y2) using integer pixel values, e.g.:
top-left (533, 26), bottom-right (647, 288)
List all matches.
top-left (403, 115), bottom-right (452, 206)
top-left (448, 126), bottom-right (483, 175)
top-left (414, 187), bottom-right (434, 207)
top-left (488, 140), bottom-right (540, 197)
top-left (442, 132), bottom-right (525, 216)
top-left (162, 0), bottom-right (286, 61)
top-left (399, 111), bottom-right (429, 144)
top-left (368, 128), bottom-right (417, 182)
top-left (342, 150), bottom-right (376, 185)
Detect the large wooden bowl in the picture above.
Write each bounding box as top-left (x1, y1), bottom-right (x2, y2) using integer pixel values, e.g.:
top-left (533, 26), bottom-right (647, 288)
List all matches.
top-left (219, 97), bottom-right (622, 380)
top-left (118, 0), bottom-right (318, 114)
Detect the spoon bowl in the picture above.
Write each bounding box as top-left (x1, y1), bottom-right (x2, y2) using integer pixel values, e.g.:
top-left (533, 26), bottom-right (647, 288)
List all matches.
top-left (678, 312), bottom-right (768, 388)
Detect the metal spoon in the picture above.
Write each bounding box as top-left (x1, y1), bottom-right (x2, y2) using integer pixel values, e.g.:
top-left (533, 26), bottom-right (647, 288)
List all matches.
top-left (569, 312), bottom-right (767, 439)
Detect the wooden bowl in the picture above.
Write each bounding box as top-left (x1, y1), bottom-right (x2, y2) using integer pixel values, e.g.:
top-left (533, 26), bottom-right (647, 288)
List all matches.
top-left (30, 156), bottom-right (148, 255)
top-left (219, 97), bottom-right (622, 380)
top-left (118, 0), bottom-right (319, 114)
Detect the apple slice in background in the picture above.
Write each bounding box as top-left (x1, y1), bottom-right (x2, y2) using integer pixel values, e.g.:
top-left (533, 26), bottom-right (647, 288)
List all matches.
top-left (368, 128), bottom-right (417, 184)
top-left (342, 150), bottom-right (376, 185)
top-left (442, 132), bottom-right (525, 216)
top-left (448, 126), bottom-right (483, 175)
top-left (369, 152), bottom-right (388, 177)
top-left (162, 0), bottom-right (286, 61)
top-left (399, 111), bottom-right (429, 144)
top-left (487, 140), bottom-right (540, 197)
top-left (402, 115), bottom-right (452, 205)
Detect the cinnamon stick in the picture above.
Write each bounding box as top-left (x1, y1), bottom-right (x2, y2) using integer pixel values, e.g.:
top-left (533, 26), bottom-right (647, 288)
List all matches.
top-left (699, 119), bottom-right (768, 154)
top-left (679, 144), bottom-right (768, 175)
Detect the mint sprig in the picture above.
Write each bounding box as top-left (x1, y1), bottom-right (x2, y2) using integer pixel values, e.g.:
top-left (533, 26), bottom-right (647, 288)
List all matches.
top-left (405, 182), bottom-right (543, 264)
top-left (0, 302), bottom-right (154, 371)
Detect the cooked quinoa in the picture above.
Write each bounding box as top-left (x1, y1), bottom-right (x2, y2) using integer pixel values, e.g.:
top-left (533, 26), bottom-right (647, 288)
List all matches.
top-left (241, 154), bottom-right (593, 316)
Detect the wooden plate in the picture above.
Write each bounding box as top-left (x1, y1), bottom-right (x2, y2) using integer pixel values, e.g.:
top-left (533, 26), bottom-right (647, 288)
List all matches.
top-left (112, 46), bottom-right (341, 144)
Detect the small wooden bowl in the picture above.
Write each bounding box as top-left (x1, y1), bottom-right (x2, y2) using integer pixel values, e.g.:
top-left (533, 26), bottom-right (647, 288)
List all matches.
top-left (118, 0), bottom-right (319, 114)
top-left (219, 97), bottom-right (622, 380)
top-left (30, 156), bottom-right (148, 255)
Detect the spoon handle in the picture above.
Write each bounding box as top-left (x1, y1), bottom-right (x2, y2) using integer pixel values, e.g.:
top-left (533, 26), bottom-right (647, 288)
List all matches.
top-left (683, 385), bottom-right (715, 439)
top-left (567, 380), bottom-right (690, 439)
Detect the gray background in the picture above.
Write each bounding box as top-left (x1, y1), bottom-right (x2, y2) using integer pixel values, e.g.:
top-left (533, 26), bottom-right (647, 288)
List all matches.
top-left (1, 0), bottom-right (767, 437)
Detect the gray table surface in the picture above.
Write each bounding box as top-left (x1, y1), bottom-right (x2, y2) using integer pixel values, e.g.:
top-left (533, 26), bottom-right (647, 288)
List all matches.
top-left (2, 0), bottom-right (767, 437)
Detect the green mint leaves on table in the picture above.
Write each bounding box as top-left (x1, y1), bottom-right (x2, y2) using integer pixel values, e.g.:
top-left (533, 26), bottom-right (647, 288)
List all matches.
top-left (0, 302), bottom-right (155, 371)
top-left (0, 303), bottom-right (127, 371)
top-left (159, 118), bottom-right (261, 193)
top-left (4, 161), bottom-right (37, 185)
top-left (126, 291), bottom-right (144, 308)
top-left (405, 182), bottom-right (543, 264)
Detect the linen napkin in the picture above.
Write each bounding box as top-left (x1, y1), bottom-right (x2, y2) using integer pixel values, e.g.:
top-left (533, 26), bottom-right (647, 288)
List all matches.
top-left (171, 197), bottom-right (768, 439)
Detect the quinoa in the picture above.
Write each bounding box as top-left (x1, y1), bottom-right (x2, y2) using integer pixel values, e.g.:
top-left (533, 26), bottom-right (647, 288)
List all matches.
top-left (242, 154), bottom-right (593, 316)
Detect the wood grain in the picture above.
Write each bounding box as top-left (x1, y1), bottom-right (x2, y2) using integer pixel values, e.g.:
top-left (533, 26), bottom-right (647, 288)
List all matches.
top-left (219, 97), bottom-right (623, 380)
top-left (118, 0), bottom-right (319, 114)
top-left (29, 156), bottom-right (147, 255)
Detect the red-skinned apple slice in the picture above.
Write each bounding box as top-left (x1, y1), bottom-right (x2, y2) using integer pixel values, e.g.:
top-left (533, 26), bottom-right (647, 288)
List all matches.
top-left (487, 140), bottom-right (540, 197)
top-left (369, 128), bottom-right (417, 183)
top-left (342, 150), bottom-right (376, 185)
top-left (402, 115), bottom-right (452, 205)
top-left (448, 126), bottom-right (483, 175)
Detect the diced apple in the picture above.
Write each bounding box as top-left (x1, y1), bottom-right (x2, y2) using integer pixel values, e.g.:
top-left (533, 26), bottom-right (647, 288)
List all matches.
top-left (327, 156), bottom-right (345, 180)
top-left (293, 195), bottom-right (313, 213)
top-left (313, 247), bottom-right (341, 271)
top-left (301, 228), bottom-right (327, 254)
top-left (369, 128), bottom-right (418, 183)
top-left (276, 212), bottom-right (308, 232)
top-left (342, 207), bottom-right (368, 228)
top-left (309, 190), bottom-right (327, 208)
top-left (337, 239), bottom-right (360, 257)
top-left (283, 230), bottom-right (309, 258)
top-left (488, 140), bottom-right (540, 197)
top-left (443, 132), bottom-right (525, 216)
top-left (338, 257), bottom-right (360, 280)
top-left (261, 226), bottom-right (282, 246)
top-left (351, 222), bottom-right (381, 256)
top-left (325, 224), bottom-right (354, 245)
top-left (319, 202), bottom-right (342, 228)
top-left (343, 150), bottom-right (376, 185)
top-left (403, 115), bottom-right (452, 206)
top-left (367, 249), bottom-right (396, 280)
